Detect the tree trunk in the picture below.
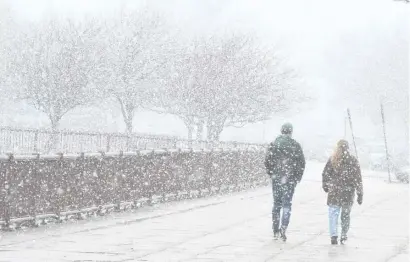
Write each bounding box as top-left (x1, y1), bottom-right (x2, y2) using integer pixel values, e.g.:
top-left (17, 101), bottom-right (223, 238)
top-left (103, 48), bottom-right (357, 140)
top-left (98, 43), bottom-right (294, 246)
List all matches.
top-left (118, 98), bottom-right (135, 151)
top-left (196, 119), bottom-right (204, 141)
top-left (124, 116), bottom-right (133, 151)
top-left (118, 98), bottom-right (135, 135)
top-left (187, 126), bottom-right (193, 141)
top-left (213, 129), bottom-right (222, 142)
top-left (206, 117), bottom-right (225, 142)
top-left (48, 116), bottom-right (60, 153)
top-left (125, 117), bottom-right (133, 135)
top-left (206, 121), bottom-right (213, 141)
top-left (187, 125), bottom-right (193, 148)
top-left (213, 121), bottom-right (224, 142)
top-left (182, 117), bottom-right (194, 148)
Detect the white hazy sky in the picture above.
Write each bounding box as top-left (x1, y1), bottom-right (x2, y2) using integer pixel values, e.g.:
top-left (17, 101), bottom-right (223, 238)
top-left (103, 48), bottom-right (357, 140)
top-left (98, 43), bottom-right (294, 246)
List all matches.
top-left (2, 0), bottom-right (409, 159)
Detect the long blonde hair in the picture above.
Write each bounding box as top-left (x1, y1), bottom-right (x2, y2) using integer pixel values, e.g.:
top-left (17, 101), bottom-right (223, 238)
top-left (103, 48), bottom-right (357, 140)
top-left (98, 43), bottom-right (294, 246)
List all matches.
top-left (331, 140), bottom-right (350, 168)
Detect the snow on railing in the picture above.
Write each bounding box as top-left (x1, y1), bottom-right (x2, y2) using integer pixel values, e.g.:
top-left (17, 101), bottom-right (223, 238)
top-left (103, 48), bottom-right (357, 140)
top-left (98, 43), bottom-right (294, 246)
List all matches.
top-left (0, 126), bottom-right (266, 154)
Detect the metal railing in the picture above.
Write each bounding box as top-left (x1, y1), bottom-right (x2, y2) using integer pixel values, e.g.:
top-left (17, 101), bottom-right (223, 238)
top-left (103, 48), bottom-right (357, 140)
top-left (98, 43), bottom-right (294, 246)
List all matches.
top-left (0, 126), bottom-right (266, 153)
top-left (0, 148), bottom-right (267, 230)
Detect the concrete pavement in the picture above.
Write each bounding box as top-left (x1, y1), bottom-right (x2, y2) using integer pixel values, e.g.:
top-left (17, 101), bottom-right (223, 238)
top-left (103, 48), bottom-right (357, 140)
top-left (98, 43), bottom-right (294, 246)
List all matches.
top-left (0, 165), bottom-right (408, 262)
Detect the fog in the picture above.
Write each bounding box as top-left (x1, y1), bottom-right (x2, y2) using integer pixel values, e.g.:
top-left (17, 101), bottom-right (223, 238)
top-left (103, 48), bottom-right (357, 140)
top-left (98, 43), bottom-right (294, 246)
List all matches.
top-left (0, 0), bottom-right (408, 165)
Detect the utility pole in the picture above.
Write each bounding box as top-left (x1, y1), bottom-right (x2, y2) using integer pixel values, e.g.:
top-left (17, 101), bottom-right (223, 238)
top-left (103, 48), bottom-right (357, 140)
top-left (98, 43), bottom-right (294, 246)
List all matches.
top-left (380, 103), bottom-right (391, 183)
top-left (347, 109), bottom-right (359, 160)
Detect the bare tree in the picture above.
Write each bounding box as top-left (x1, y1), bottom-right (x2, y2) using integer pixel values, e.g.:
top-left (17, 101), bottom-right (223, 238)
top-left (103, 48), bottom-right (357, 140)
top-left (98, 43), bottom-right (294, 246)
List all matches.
top-left (200, 35), bottom-right (295, 141)
top-left (4, 19), bottom-right (105, 150)
top-left (160, 34), bottom-right (297, 141)
top-left (103, 8), bottom-right (169, 134)
top-left (0, 1), bottom-right (13, 92)
top-left (155, 43), bottom-right (204, 140)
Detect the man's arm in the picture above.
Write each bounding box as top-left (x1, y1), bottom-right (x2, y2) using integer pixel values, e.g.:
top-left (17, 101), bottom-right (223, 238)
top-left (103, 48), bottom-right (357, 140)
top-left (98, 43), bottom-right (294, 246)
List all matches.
top-left (294, 143), bottom-right (306, 183)
top-left (264, 142), bottom-right (277, 176)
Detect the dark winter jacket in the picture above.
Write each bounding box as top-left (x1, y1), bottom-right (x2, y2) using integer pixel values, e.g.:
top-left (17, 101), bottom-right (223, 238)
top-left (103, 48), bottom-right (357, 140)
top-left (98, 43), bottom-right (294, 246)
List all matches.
top-left (264, 135), bottom-right (306, 184)
top-left (322, 154), bottom-right (363, 206)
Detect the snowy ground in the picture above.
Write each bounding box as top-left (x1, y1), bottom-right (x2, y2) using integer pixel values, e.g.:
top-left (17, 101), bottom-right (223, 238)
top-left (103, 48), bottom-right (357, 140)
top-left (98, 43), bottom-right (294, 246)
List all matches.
top-left (0, 162), bottom-right (408, 262)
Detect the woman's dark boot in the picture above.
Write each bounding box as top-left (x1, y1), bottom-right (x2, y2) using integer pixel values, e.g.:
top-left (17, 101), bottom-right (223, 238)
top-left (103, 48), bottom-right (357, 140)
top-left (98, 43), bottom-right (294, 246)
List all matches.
top-left (331, 236), bottom-right (338, 245)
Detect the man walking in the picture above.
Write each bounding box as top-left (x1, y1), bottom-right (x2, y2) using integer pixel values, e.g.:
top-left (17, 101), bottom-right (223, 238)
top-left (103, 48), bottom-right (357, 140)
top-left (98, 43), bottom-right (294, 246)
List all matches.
top-left (265, 123), bottom-right (305, 241)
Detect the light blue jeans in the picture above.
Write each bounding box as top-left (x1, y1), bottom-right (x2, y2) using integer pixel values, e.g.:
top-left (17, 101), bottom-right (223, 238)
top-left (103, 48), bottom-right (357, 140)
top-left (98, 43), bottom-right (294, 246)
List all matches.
top-left (328, 205), bottom-right (352, 237)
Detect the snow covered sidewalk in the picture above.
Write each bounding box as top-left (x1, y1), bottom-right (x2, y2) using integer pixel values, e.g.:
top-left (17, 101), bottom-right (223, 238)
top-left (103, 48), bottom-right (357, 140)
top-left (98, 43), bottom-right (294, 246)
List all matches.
top-left (0, 168), bottom-right (408, 261)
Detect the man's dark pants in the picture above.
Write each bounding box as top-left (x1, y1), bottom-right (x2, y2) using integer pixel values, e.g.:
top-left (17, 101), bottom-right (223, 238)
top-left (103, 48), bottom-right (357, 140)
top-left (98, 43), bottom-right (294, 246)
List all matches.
top-left (271, 177), bottom-right (296, 233)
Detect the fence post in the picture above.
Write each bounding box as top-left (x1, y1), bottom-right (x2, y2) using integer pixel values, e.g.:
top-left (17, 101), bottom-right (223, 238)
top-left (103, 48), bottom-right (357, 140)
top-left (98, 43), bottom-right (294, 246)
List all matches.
top-left (185, 148), bottom-right (191, 199)
top-left (161, 149), bottom-right (168, 202)
top-left (96, 151), bottom-right (105, 216)
top-left (132, 150), bottom-right (141, 208)
top-left (126, 135), bottom-right (130, 152)
top-left (55, 153), bottom-right (64, 223)
top-left (115, 151), bottom-right (123, 212)
top-left (2, 154), bottom-right (14, 231)
top-left (34, 131), bottom-right (39, 152)
top-left (106, 134), bottom-right (111, 152)
top-left (233, 148), bottom-right (240, 191)
top-left (77, 152), bottom-right (85, 220)
top-left (28, 153), bottom-right (40, 227)
top-left (79, 134), bottom-right (83, 153)
top-left (208, 149), bottom-right (215, 196)
top-left (381, 103), bottom-right (391, 183)
top-left (147, 150), bottom-right (155, 206)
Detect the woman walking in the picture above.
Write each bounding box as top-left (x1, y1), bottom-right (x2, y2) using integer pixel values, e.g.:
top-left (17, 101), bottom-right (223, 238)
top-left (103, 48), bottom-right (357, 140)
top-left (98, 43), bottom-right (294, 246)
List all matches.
top-left (322, 140), bottom-right (363, 245)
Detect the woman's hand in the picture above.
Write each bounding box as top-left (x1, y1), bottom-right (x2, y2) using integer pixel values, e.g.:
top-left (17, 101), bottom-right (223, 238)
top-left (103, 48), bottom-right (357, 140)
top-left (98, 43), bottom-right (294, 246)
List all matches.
top-left (357, 194), bottom-right (363, 205)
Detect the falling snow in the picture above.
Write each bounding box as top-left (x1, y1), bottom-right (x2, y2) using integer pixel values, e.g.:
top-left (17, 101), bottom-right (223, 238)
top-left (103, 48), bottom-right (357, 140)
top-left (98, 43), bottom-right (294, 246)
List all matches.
top-left (0, 0), bottom-right (408, 261)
